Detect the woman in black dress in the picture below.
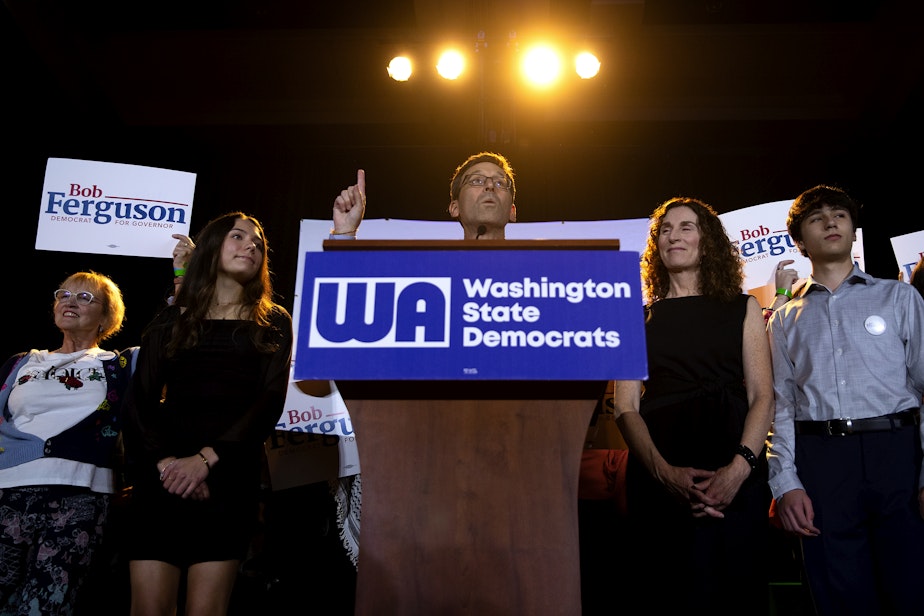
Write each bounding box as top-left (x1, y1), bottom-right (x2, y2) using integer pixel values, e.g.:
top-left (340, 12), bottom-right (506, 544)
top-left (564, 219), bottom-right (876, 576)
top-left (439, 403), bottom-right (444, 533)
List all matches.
top-left (612, 197), bottom-right (774, 615)
top-left (124, 212), bottom-right (292, 615)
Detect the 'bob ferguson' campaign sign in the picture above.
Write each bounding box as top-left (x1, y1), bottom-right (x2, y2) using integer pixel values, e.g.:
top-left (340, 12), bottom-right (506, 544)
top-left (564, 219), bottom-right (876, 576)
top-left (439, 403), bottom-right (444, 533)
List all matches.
top-left (294, 242), bottom-right (648, 381)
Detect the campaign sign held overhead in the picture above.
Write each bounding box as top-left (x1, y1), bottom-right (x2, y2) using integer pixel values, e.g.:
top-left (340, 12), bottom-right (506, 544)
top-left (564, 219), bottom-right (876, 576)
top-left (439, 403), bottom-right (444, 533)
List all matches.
top-left (36, 158), bottom-right (195, 258)
top-left (294, 242), bottom-right (648, 381)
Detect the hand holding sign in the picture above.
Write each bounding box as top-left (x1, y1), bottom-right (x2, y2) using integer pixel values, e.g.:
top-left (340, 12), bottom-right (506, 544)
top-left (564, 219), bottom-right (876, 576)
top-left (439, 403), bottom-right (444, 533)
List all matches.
top-left (171, 233), bottom-right (195, 270)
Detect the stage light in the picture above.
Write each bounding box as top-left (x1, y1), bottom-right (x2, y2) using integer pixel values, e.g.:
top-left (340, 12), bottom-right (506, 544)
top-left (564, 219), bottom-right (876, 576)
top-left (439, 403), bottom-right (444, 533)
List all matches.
top-left (575, 52), bottom-right (601, 79)
top-left (522, 44), bottom-right (562, 87)
top-left (384, 33), bottom-right (602, 145)
top-left (436, 50), bottom-right (465, 80)
top-left (387, 56), bottom-right (413, 82)
top-left (387, 37), bottom-right (600, 87)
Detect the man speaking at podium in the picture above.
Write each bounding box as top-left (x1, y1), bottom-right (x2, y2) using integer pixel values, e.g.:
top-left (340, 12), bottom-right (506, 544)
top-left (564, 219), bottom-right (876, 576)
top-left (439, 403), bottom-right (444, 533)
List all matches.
top-left (331, 151), bottom-right (517, 241)
top-left (324, 150), bottom-right (518, 574)
top-left (320, 150), bottom-right (631, 615)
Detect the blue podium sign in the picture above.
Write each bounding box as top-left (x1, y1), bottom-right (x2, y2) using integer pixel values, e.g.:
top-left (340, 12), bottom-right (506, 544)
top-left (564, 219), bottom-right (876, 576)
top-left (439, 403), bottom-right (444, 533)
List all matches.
top-left (294, 243), bottom-right (648, 381)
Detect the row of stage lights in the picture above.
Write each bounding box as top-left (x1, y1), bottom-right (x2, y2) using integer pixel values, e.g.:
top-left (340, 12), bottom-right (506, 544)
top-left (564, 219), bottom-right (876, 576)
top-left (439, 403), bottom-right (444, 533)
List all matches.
top-left (385, 32), bottom-right (602, 88)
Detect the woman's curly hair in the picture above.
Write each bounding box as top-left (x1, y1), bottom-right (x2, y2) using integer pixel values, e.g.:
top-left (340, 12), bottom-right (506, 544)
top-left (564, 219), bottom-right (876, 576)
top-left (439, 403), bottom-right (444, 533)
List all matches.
top-left (641, 197), bottom-right (743, 304)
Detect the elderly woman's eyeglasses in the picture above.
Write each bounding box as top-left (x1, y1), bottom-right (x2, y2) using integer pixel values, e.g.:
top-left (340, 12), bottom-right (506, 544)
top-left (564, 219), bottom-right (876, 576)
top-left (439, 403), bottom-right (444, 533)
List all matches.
top-left (54, 289), bottom-right (100, 305)
top-left (462, 174), bottom-right (511, 191)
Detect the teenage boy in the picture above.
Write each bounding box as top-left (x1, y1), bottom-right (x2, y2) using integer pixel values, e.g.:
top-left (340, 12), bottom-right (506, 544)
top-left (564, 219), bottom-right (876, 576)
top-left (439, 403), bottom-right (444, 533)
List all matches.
top-left (767, 184), bottom-right (924, 616)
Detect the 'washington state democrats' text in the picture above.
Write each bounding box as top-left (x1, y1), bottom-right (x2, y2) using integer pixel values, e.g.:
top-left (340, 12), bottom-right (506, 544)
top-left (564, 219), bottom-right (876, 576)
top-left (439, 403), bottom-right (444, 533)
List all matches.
top-left (462, 276), bottom-right (631, 348)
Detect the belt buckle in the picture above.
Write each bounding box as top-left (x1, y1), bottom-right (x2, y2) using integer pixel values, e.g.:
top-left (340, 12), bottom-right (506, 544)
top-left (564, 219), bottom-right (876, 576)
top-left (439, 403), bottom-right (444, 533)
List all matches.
top-left (828, 418), bottom-right (852, 436)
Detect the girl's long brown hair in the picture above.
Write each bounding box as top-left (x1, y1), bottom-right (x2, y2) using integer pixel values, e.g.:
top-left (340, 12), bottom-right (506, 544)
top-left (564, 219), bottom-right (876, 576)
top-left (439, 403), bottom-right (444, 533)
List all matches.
top-left (167, 211), bottom-right (281, 356)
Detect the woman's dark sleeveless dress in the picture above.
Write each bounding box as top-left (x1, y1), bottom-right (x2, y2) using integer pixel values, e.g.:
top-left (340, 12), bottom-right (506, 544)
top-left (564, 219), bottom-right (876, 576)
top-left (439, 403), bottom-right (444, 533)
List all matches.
top-left (623, 295), bottom-right (771, 614)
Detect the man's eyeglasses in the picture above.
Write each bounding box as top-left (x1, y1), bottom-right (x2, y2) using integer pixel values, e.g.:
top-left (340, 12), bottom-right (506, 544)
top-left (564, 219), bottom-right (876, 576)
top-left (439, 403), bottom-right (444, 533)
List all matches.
top-left (54, 289), bottom-right (100, 306)
top-left (462, 174), bottom-right (511, 191)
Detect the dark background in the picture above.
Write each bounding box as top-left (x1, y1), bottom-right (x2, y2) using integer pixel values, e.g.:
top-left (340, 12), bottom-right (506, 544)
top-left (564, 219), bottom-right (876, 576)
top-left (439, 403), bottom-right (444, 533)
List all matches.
top-left (5, 3), bottom-right (912, 612)
top-left (5, 0), bottom-right (924, 358)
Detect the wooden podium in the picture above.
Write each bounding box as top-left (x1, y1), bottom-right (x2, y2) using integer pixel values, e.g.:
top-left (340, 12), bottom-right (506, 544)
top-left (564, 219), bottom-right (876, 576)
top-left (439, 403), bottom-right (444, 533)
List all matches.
top-left (307, 239), bottom-right (637, 615)
top-left (338, 379), bottom-right (604, 616)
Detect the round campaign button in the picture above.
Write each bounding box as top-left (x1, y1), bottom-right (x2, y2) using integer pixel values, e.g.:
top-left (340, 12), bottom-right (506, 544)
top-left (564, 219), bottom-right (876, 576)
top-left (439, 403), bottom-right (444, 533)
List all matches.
top-left (864, 315), bottom-right (886, 335)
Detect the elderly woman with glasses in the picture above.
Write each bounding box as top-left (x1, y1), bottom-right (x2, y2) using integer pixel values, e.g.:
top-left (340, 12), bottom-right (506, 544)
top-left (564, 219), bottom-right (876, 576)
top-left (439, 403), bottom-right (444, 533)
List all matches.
top-left (0, 271), bottom-right (137, 615)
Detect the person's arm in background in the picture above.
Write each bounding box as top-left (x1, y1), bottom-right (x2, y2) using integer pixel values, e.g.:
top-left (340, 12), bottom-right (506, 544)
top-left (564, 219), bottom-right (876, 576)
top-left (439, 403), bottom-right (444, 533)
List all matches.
top-left (909, 256), bottom-right (924, 299)
top-left (331, 169), bottom-right (366, 239)
top-left (168, 234), bottom-right (195, 304)
top-left (909, 257), bottom-right (924, 518)
top-left (763, 259), bottom-right (799, 325)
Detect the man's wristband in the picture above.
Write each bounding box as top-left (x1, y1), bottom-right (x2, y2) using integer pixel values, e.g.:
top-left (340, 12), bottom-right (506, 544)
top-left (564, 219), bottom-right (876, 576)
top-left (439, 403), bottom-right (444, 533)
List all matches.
top-left (736, 444), bottom-right (759, 472)
top-left (775, 287), bottom-right (792, 298)
top-left (329, 229), bottom-right (357, 240)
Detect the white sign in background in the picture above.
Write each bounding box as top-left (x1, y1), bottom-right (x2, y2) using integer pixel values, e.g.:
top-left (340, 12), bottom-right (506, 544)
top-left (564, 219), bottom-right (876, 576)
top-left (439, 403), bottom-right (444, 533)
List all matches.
top-left (890, 230), bottom-right (924, 282)
top-left (267, 380), bottom-right (360, 490)
top-left (718, 199), bottom-right (865, 305)
top-left (36, 157), bottom-right (195, 258)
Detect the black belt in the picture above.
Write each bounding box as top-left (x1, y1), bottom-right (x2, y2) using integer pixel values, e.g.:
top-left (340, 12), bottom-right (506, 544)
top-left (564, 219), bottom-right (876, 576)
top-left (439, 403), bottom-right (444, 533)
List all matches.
top-left (795, 408), bottom-right (920, 436)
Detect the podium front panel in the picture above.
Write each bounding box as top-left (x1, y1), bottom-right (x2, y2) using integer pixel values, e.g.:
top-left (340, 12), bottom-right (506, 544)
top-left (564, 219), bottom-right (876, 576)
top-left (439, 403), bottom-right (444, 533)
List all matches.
top-left (295, 244), bottom-right (647, 381)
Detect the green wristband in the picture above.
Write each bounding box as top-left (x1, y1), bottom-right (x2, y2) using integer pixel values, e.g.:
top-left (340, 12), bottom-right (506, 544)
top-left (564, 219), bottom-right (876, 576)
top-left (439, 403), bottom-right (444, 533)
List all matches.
top-left (776, 287), bottom-right (792, 298)
top-left (174, 267), bottom-right (186, 277)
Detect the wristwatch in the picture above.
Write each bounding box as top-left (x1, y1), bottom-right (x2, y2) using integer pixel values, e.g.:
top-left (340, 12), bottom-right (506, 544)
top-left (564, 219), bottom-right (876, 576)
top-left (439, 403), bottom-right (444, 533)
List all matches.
top-left (736, 444), bottom-right (759, 473)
